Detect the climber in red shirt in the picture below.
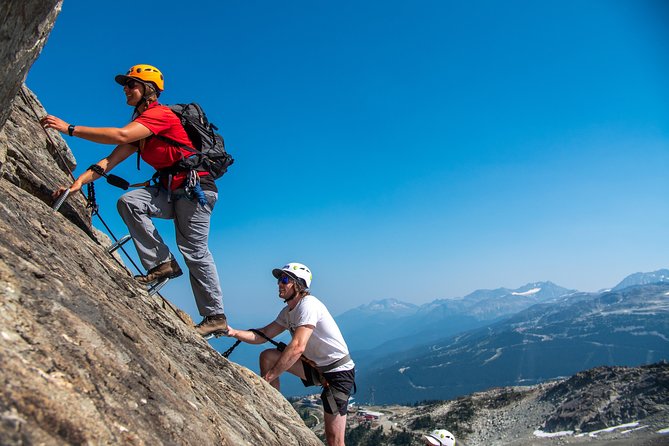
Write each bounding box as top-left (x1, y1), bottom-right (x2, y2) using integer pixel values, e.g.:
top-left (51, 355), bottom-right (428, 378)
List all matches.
top-left (41, 64), bottom-right (228, 337)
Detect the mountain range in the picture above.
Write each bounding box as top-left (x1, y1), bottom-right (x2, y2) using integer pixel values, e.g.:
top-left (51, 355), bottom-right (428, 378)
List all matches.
top-left (278, 270), bottom-right (669, 400)
top-left (338, 281), bottom-right (576, 353)
top-left (612, 268), bottom-right (669, 291)
top-left (353, 281), bottom-right (669, 404)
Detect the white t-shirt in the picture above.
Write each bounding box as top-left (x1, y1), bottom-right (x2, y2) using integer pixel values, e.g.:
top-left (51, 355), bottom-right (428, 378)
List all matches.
top-left (275, 295), bottom-right (354, 372)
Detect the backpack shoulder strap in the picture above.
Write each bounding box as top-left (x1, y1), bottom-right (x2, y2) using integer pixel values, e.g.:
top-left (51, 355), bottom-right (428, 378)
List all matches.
top-left (153, 133), bottom-right (199, 154)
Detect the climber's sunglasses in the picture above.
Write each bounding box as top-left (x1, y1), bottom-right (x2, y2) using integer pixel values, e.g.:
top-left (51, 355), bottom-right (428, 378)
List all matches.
top-left (124, 79), bottom-right (140, 89)
top-left (278, 275), bottom-right (292, 285)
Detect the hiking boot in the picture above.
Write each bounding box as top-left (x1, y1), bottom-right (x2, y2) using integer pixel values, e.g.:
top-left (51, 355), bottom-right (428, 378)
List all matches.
top-left (195, 314), bottom-right (228, 336)
top-left (135, 259), bottom-right (183, 284)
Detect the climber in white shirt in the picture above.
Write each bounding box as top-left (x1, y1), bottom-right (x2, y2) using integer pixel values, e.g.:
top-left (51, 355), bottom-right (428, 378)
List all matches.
top-left (226, 262), bottom-right (355, 446)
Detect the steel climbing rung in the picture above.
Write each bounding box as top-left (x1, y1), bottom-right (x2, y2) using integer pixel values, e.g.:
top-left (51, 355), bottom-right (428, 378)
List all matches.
top-left (108, 234), bottom-right (132, 253)
top-left (147, 277), bottom-right (170, 296)
top-left (52, 188), bottom-right (70, 212)
top-left (203, 329), bottom-right (229, 341)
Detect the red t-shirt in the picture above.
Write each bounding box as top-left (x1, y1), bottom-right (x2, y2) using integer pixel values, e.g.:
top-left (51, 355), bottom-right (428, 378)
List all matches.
top-left (133, 103), bottom-right (213, 191)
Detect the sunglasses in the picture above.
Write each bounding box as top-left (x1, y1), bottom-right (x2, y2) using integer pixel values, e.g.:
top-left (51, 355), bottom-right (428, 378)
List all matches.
top-left (278, 275), bottom-right (292, 285)
top-left (124, 79), bottom-right (140, 89)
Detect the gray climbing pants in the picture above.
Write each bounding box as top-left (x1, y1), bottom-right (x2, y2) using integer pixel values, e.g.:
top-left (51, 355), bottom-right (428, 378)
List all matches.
top-left (117, 186), bottom-right (224, 317)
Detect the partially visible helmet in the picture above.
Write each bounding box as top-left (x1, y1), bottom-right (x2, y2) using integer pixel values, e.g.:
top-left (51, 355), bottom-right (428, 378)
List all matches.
top-left (272, 262), bottom-right (312, 289)
top-left (423, 429), bottom-right (456, 446)
top-left (114, 64), bottom-right (164, 91)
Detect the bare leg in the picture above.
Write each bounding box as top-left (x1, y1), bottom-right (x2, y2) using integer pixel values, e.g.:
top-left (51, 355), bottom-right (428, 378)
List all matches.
top-left (324, 411), bottom-right (347, 446)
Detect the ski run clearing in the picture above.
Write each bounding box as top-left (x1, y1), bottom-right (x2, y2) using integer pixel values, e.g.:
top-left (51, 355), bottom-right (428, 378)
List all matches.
top-left (535, 422), bottom-right (669, 439)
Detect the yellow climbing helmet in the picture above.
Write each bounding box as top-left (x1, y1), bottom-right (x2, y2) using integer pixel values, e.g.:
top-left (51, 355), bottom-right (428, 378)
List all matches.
top-left (114, 64), bottom-right (164, 91)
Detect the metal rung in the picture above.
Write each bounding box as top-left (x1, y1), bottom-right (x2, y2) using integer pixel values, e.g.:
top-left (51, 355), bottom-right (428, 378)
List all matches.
top-left (203, 329), bottom-right (229, 340)
top-left (108, 234), bottom-right (132, 253)
top-left (52, 188), bottom-right (70, 212)
top-left (148, 277), bottom-right (170, 296)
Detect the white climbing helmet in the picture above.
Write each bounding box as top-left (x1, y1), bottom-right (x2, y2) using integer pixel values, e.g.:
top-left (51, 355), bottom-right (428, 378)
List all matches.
top-left (423, 429), bottom-right (456, 446)
top-left (272, 262), bottom-right (312, 288)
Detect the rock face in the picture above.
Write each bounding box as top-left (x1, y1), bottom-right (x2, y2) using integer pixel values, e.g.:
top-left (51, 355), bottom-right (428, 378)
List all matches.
top-left (0, 85), bottom-right (92, 235)
top-left (541, 363), bottom-right (669, 433)
top-left (0, 4), bottom-right (322, 444)
top-left (0, 0), bottom-right (62, 129)
top-left (0, 88), bottom-right (323, 445)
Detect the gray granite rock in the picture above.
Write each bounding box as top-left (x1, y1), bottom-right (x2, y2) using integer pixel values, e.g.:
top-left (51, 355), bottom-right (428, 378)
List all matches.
top-left (0, 142), bottom-right (322, 446)
top-left (0, 85), bottom-right (92, 235)
top-left (0, 0), bottom-right (62, 129)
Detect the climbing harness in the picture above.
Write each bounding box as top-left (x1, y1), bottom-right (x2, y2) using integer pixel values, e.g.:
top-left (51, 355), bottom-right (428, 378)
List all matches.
top-left (185, 169), bottom-right (207, 206)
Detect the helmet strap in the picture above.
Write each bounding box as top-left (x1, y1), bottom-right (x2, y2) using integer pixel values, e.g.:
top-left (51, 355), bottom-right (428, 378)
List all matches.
top-left (132, 81), bottom-right (158, 115)
top-left (134, 98), bottom-right (147, 116)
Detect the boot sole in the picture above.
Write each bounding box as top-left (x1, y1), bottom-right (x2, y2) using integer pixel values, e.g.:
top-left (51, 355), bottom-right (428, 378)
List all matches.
top-left (203, 329), bottom-right (229, 340)
top-left (135, 269), bottom-right (183, 285)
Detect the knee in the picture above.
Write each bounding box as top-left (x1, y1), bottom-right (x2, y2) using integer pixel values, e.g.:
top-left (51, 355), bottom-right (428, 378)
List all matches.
top-left (259, 349), bottom-right (278, 372)
top-left (117, 192), bottom-right (146, 219)
top-left (179, 246), bottom-right (211, 263)
top-left (116, 193), bottom-right (133, 214)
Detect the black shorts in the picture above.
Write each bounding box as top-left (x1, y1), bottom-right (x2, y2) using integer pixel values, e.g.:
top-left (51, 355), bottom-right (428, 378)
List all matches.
top-left (301, 362), bottom-right (356, 416)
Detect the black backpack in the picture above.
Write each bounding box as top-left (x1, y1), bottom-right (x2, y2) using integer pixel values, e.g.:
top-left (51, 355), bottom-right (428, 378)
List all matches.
top-left (155, 103), bottom-right (234, 179)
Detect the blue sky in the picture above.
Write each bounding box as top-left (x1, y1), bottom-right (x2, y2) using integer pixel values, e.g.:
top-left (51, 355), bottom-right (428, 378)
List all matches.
top-left (27, 0), bottom-right (669, 328)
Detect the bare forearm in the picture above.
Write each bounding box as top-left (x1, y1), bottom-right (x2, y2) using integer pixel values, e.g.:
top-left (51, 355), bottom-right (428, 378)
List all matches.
top-left (75, 169), bottom-right (100, 188)
top-left (54, 146), bottom-right (134, 197)
top-left (70, 126), bottom-right (135, 145)
top-left (228, 328), bottom-right (271, 345)
top-left (41, 115), bottom-right (151, 144)
top-left (68, 157), bottom-right (111, 191)
top-left (265, 343), bottom-right (304, 380)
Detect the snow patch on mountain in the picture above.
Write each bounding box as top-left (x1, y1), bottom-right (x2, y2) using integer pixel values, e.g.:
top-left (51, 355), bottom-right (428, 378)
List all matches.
top-left (512, 287), bottom-right (541, 296)
top-left (427, 362), bottom-right (453, 369)
top-left (483, 348), bottom-right (503, 364)
top-left (576, 422), bottom-right (640, 438)
top-left (534, 429), bottom-right (573, 438)
top-left (407, 380), bottom-right (428, 390)
top-left (365, 298), bottom-right (418, 312)
top-left (535, 422), bottom-right (644, 439)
